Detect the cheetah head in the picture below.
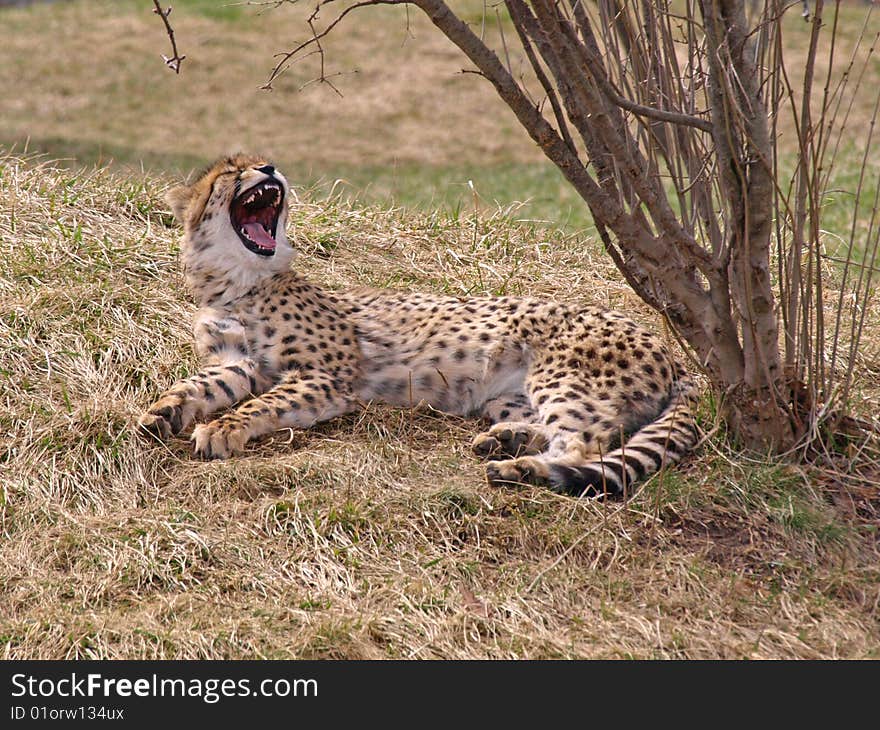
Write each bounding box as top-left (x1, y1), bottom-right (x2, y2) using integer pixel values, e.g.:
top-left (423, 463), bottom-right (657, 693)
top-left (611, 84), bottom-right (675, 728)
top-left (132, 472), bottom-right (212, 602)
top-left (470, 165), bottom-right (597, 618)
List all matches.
top-left (165, 154), bottom-right (294, 285)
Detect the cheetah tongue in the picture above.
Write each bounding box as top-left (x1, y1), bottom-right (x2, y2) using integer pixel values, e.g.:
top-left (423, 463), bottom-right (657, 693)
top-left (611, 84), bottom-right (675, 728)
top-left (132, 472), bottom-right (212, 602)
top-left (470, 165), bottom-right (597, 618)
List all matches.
top-left (241, 222), bottom-right (276, 251)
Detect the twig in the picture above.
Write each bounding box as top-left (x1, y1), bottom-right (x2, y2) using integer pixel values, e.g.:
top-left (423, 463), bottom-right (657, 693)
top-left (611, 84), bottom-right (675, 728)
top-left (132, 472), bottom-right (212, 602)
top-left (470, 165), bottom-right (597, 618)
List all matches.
top-left (152, 1), bottom-right (186, 74)
top-left (262, 0), bottom-right (400, 90)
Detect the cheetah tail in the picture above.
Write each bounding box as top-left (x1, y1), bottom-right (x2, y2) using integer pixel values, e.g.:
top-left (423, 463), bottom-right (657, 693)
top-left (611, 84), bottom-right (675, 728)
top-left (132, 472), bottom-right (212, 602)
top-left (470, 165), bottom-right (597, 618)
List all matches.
top-left (548, 378), bottom-right (699, 498)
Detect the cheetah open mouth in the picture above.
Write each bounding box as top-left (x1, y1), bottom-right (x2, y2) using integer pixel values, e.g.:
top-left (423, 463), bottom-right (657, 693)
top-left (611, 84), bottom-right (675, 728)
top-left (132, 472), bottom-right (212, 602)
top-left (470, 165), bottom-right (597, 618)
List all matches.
top-left (230, 179), bottom-right (283, 257)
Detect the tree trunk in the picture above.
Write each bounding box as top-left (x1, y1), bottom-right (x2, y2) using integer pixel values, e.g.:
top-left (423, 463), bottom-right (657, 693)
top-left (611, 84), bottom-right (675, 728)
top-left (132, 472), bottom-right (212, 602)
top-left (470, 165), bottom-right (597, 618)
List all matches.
top-left (700, 0), bottom-right (794, 449)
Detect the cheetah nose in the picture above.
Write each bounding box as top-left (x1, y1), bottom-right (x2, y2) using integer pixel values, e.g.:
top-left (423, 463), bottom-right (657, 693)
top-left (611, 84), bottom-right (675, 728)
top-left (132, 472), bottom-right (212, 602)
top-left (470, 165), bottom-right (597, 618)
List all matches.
top-left (257, 165), bottom-right (275, 176)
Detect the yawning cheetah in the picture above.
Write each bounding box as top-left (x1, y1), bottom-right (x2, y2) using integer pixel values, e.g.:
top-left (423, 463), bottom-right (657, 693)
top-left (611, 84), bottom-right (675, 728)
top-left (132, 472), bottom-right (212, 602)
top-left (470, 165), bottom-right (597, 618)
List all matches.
top-left (139, 154), bottom-right (698, 497)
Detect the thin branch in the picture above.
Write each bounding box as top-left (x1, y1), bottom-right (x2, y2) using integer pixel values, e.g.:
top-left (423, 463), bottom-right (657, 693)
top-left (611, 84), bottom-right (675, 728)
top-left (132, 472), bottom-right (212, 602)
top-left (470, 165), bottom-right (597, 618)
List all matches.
top-left (590, 70), bottom-right (714, 132)
top-left (504, 0), bottom-right (576, 153)
top-left (596, 221), bottom-right (665, 312)
top-left (152, 1), bottom-right (186, 74)
top-left (262, 0), bottom-right (400, 90)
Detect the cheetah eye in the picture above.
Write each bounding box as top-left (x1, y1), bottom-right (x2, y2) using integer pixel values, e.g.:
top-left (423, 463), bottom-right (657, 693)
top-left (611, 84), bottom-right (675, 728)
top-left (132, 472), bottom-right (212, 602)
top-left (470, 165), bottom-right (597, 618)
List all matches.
top-left (229, 172), bottom-right (284, 258)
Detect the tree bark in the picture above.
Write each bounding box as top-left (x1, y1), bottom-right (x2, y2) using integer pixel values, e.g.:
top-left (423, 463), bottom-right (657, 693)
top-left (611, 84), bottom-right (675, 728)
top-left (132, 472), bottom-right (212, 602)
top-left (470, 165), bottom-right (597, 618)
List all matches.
top-left (700, 0), bottom-right (794, 448)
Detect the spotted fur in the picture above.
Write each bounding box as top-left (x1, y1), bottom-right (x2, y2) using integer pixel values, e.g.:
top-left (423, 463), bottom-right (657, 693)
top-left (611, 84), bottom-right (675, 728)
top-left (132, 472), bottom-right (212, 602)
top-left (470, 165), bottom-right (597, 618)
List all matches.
top-left (139, 154), bottom-right (699, 497)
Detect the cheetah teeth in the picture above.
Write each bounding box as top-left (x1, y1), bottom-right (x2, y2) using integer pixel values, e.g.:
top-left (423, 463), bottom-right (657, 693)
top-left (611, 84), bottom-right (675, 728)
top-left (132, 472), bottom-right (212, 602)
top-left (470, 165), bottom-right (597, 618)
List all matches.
top-left (242, 184), bottom-right (281, 207)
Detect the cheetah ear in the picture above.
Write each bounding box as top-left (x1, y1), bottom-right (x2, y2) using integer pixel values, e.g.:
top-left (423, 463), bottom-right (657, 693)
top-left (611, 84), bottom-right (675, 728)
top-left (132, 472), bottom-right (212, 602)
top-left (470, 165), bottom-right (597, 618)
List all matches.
top-left (164, 185), bottom-right (194, 224)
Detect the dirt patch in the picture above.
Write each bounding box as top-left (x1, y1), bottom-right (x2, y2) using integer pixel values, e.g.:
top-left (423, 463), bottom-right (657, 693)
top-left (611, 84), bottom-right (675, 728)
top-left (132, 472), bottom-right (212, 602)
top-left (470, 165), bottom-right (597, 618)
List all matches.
top-left (822, 475), bottom-right (880, 541)
top-left (658, 507), bottom-right (790, 576)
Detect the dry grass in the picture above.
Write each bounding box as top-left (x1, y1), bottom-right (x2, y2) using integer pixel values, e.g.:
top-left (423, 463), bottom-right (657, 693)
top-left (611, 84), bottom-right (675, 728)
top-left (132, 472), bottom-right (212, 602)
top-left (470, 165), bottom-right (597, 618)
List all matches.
top-left (2, 152), bottom-right (879, 659)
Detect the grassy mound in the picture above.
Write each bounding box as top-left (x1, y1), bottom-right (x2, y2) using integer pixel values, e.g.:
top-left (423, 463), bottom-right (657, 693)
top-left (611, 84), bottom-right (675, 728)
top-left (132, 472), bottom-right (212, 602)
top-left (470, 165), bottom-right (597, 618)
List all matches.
top-left (1, 152), bottom-right (878, 659)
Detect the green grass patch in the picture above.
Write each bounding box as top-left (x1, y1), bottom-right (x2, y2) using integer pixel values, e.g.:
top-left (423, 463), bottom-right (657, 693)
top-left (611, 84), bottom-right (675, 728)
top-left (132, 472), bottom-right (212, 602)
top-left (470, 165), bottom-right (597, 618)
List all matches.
top-left (297, 160), bottom-right (595, 231)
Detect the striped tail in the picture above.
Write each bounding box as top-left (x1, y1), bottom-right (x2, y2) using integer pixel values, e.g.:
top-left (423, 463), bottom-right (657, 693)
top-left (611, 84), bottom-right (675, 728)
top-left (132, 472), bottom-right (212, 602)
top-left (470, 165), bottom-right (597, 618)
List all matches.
top-left (548, 378), bottom-right (699, 498)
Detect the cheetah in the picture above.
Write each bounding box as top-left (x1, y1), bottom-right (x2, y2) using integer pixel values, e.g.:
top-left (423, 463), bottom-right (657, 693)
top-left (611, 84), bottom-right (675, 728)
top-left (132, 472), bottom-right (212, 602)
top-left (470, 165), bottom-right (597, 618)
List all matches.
top-left (138, 154), bottom-right (698, 497)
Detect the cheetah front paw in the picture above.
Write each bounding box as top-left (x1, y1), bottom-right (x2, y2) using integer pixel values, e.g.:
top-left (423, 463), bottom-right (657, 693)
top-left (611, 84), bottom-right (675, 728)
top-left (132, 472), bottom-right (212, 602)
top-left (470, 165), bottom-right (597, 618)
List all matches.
top-left (138, 394), bottom-right (187, 440)
top-left (485, 456), bottom-right (551, 488)
top-left (472, 423), bottom-right (548, 460)
top-left (192, 419), bottom-right (249, 459)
